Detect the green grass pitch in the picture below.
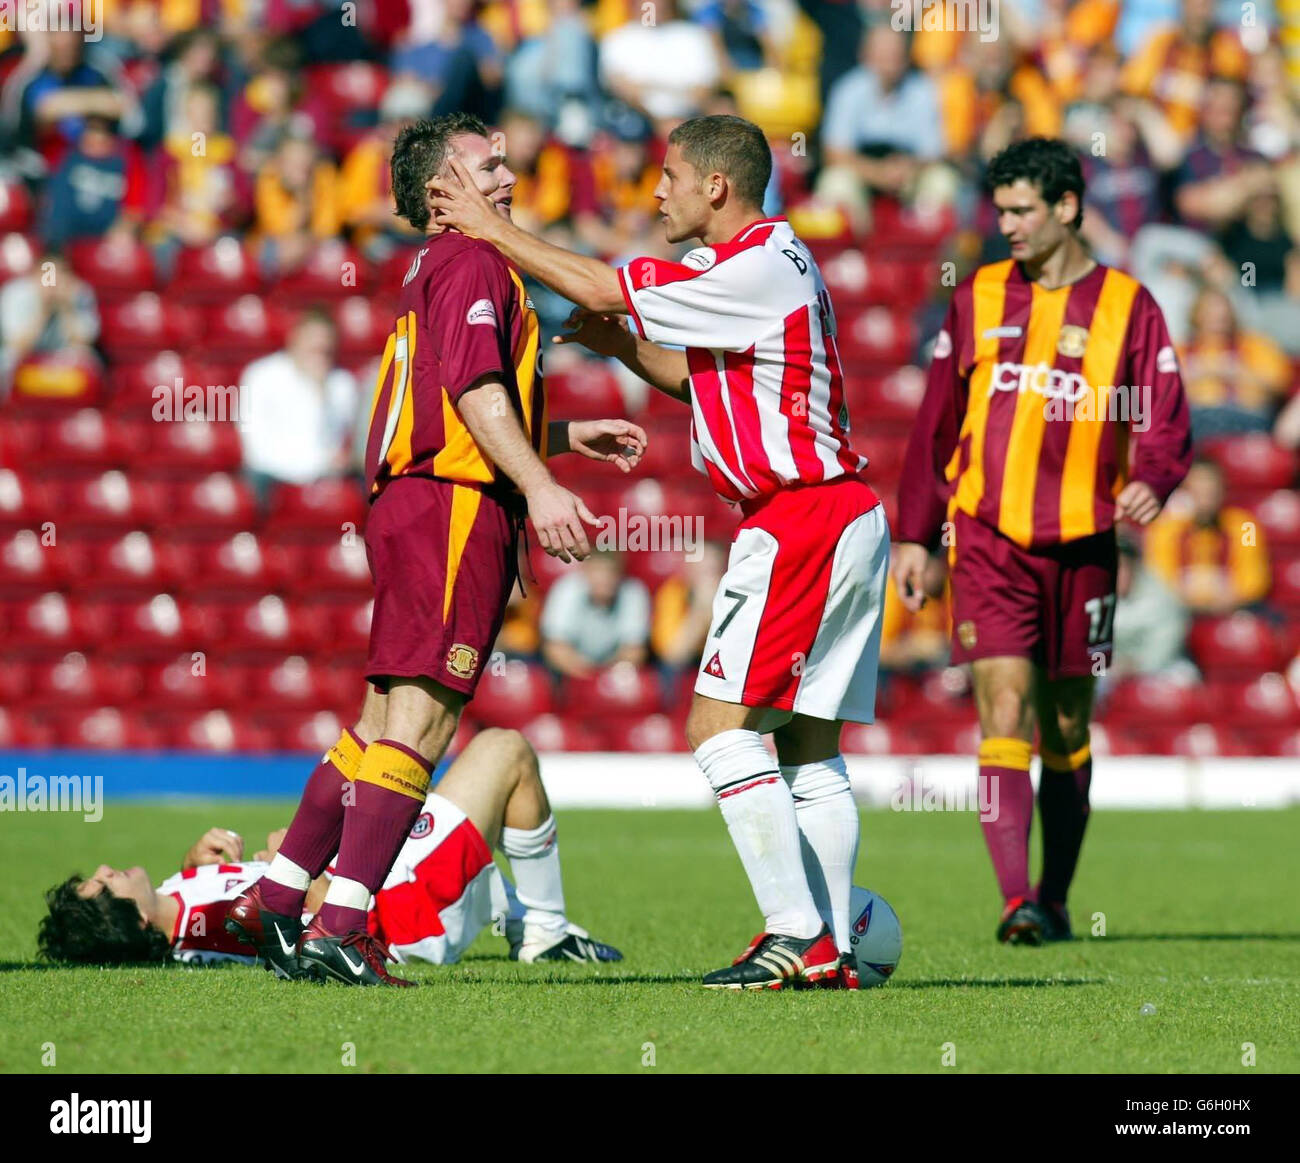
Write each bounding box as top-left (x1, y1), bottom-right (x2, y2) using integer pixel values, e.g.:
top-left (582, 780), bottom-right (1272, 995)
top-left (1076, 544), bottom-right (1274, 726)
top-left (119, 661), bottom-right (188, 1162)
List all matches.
top-left (1, 802), bottom-right (1297, 1073)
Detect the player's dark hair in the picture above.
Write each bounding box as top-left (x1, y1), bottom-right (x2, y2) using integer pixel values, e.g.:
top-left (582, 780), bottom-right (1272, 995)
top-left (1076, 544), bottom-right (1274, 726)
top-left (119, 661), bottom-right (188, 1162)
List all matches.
top-left (668, 114), bottom-right (771, 209)
top-left (37, 876), bottom-right (172, 965)
top-left (986, 137), bottom-right (1086, 229)
top-left (391, 112), bottom-right (490, 231)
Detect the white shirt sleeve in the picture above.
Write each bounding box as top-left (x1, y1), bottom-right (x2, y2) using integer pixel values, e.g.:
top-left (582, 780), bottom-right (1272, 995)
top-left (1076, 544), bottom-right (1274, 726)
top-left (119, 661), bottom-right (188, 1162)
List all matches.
top-left (619, 244), bottom-right (811, 352)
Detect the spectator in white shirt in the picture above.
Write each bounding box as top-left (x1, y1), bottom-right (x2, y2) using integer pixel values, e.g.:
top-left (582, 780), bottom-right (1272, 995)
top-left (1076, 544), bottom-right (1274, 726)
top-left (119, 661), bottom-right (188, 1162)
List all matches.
top-left (0, 252), bottom-right (99, 388)
top-left (541, 551), bottom-right (650, 678)
top-left (237, 309), bottom-right (360, 501)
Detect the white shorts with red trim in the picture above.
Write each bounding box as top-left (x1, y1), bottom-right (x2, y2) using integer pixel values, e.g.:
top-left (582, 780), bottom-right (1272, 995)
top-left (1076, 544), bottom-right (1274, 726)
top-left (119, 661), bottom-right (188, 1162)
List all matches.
top-left (368, 792), bottom-right (498, 965)
top-left (694, 476), bottom-right (888, 726)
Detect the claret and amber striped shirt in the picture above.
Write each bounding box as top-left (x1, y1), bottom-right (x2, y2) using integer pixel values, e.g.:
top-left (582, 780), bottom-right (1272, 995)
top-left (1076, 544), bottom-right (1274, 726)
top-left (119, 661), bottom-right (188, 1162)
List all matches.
top-left (365, 231), bottom-right (546, 497)
top-left (898, 260), bottom-right (1192, 551)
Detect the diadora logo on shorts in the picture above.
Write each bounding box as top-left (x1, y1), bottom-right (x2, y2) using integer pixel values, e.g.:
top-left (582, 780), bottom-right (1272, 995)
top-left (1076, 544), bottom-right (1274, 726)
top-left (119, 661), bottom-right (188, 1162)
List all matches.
top-left (446, 643), bottom-right (479, 679)
top-left (853, 899), bottom-right (873, 936)
top-left (989, 361), bottom-right (1090, 404)
top-left (409, 812), bottom-right (433, 839)
top-left (704, 651), bottom-right (726, 679)
top-left (466, 298), bottom-right (498, 326)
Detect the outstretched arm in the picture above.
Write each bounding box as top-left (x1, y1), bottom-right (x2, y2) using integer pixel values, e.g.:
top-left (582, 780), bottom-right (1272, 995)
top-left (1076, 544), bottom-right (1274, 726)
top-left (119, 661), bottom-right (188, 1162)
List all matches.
top-left (555, 309), bottom-right (690, 402)
top-left (428, 159), bottom-right (625, 313)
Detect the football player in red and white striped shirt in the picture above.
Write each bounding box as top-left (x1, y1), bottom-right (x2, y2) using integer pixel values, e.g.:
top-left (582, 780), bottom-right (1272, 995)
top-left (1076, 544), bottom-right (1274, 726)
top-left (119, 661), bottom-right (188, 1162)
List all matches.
top-left (430, 114), bottom-right (888, 990)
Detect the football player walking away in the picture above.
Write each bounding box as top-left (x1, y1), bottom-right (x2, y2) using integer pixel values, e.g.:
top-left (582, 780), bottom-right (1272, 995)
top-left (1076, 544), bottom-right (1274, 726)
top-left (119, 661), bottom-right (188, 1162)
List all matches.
top-left (431, 114), bottom-right (888, 990)
top-left (893, 139), bottom-right (1192, 944)
top-left (224, 113), bottom-right (645, 986)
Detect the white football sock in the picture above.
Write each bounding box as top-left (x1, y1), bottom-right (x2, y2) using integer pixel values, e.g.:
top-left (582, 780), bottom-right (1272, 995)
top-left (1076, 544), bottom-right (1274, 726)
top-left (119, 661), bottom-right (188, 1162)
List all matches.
top-left (265, 853), bottom-right (310, 892)
top-left (781, 756), bottom-right (859, 952)
top-left (321, 875), bottom-right (370, 911)
top-left (500, 816), bottom-right (568, 944)
top-left (696, 729), bottom-right (822, 939)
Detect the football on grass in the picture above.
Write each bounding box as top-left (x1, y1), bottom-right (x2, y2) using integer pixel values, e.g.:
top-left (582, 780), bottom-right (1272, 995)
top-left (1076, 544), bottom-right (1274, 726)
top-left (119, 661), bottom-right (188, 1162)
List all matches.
top-left (847, 887), bottom-right (902, 987)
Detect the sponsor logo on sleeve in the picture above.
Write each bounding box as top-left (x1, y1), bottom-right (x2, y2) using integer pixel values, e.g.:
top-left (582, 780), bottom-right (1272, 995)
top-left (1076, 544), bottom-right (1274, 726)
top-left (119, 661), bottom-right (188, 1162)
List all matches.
top-left (683, 247), bottom-right (717, 271)
top-left (466, 299), bottom-right (498, 326)
top-left (1156, 345), bottom-right (1179, 374)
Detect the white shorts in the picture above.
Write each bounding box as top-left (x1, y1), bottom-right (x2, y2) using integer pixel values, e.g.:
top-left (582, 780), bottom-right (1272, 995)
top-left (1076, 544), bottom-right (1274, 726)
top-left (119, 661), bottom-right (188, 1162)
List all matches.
top-left (694, 477), bottom-right (889, 726)
top-left (369, 792), bottom-right (499, 965)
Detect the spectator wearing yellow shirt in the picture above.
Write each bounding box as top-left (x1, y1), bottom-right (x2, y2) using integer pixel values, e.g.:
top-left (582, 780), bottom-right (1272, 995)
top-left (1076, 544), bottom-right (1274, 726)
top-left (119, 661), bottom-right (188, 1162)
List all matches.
top-left (651, 543), bottom-right (728, 671)
top-left (880, 552), bottom-right (950, 673)
top-left (1179, 286), bottom-right (1294, 440)
top-left (254, 133), bottom-right (339, 272)
top-left (498, 108), bottom-right (576, 236)
top-left (1144, 456), bottom-right (1272, 615)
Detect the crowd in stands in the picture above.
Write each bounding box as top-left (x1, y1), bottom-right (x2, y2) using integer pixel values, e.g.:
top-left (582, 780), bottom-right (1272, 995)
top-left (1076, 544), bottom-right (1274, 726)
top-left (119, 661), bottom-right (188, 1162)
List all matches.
top-left (1, 0), bottom-right (1298, 755)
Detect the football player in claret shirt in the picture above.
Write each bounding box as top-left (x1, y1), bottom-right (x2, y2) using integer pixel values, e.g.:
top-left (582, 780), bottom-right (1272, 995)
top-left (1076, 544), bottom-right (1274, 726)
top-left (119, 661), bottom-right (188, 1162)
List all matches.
top-left (38, 730), bottom-right (621, 969)
top-left (224, 113), bottom-right (646, 987)
top-left (431, 114), bottom-right (888, 991)
top-left (892, 138), bottom-right (1193, 944)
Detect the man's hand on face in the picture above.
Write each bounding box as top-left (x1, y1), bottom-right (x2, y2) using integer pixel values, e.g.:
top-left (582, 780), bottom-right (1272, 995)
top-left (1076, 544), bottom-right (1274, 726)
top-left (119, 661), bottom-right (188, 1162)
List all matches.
top-left (427, 156), bottom-right (504, 241)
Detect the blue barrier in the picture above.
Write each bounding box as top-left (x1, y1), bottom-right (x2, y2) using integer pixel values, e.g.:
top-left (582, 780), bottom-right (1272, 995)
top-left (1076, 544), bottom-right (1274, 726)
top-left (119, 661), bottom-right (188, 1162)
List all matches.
top-left (0, 751), bottom-right (453, 798)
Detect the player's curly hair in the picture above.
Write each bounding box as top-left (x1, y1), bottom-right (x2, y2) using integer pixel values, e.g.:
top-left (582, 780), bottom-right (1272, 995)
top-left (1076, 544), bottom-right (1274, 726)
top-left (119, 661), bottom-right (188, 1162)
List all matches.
top-left (986, 137), bottom-right (1085, 229)
top-left (391, 112), bottom-right (489, 232)
top-left (37, 876), bottom-right (172, 965)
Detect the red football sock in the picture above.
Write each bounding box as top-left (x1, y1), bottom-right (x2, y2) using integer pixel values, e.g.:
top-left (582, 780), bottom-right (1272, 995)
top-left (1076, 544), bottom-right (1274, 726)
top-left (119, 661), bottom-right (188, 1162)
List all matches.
top-left (977, 737), bottom-right (1035, 905)
top-left (1037, 741), bottom-right (1092, 907)
top-left (260, 728), bottom-right (365, 916)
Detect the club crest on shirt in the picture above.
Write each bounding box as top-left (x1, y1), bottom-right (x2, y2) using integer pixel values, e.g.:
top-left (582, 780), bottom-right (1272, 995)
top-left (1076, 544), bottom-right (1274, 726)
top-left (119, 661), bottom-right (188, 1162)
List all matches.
top-left (957, 620), bottom-right (978, 649)
top-left (409, 812), bottom-right (433, 839)
top-left (1056, 325), bottom-right (1089, 359)
top-left (466, 298), bottom-right (498, 326)
top-left (446, 643), bottom-right (479, 679)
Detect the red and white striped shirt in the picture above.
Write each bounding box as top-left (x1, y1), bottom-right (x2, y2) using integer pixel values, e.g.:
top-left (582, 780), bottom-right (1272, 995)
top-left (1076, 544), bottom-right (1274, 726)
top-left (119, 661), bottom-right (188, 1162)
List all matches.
top-left (157, 862), bottom-right (265, 965)
top-left (619, 217), bottom-right (867, 503)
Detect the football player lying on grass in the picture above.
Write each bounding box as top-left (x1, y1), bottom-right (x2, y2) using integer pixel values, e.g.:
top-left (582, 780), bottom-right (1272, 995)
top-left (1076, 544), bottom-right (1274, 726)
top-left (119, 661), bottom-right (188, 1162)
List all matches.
top-left (38, 729), bottom-right (622, 975)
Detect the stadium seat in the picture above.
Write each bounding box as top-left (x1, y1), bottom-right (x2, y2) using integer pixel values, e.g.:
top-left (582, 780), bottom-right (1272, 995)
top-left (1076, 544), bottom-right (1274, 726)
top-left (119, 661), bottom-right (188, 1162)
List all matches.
top-left (40, 409), bottom-right (150, 471)
top-left (307, 60), bottom-right (388, 114)
top-left (1203, 435), bottom-right (1298, 492)
top-left (273, 709), bottom-right (348, 754)
top-left (57, 471), bottom-right (166, 534)
top-left (221, 594), bottom-right (330, 656)
top-left (1101, 675), bottom-right (1206, 727)
top-left (472, 659), bottom-right (555, 727)
top-left (1187, 614), bottom-right (1285, 677)
top-left (0, 529), bottom-right (70, 596)
top-left (329, 598), bottom-right (373, 655)
top-left (835, 305), bottom-right (915, 367)
top-left (275, 239), bottom-right (371, 301)
top-left (622, 547), bottom-right (689, 592)
top-left (840, 721), bottom-right (895, 755)
top-left (52, 707), bottom-right (167, 750)
top-left (147, 419), bottom-right (242, 473)
top-left (264, 479), bottom-right (369, 541)
top-left (519, 712), bottom-right (605, 752)
top-left (604, 712), bottom-right (689, 752)
top-left (170, 238), bottom-right (263, 304)
top-left (1271, 557), bottom-right (1300, 612)
top-left (1226, 674), bottom-right (1300, 727)
top-left (67, 236), bottom-right (157, 298)
top-left (170, 709), bottom-right (277, 753)
top-left (1167, 722), bottom-right (1249, 758)
top-left (0, 706), bottom-right (56, 748)
top-left (0, 231), bottom-right (36, 282)
top-left (166, 472), bottom-right (259, 534)
top-left (76, 532), bottom-right (189, 597)
top-left (563, 663), bottom-right (664, 718)
top-left (285, 539), bottom-right (371, 597)
top-left (100, 293), bottom-right (203, 359)
top-left (1256, 489), bottom-right (1300, 550)
top-left (114, 594), bottom-right (226, 657)
top-left (203, 294), bottom-right (291, 362)
top-left (185, 532), bottom-right (298, 597)
top-left (29, 653), bottom-right (144, 708)
top-left (248, 655), bottom-right (328, 708)
top-left (10, 350), bottom-right (106, 408)
top-left (334, 295), bottom-right (393, 357)
top-left (108, 350), bottom-right (189, 412)
top-left (143, 654), bottom-right (242, 711)
top-left (0, 176), bottom-right (32, 232)
top-left (5, 592), bottom-right (113, 652)
top-left (0, 659), bottom-right (30, 704)
top-left (545, 362), bottom-right (627, 420)
top-left (0, 468), bottom-right (55, 531)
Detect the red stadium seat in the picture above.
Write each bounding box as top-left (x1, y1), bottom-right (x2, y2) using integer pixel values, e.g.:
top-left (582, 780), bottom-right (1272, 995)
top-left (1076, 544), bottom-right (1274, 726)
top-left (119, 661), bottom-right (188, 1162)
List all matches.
top-left (57, 470), bottom-right (166, 534)
top-left (0, 706), bottom-right (56, 748)
top-left (473, 659), bottom-right (555, 727)
top-left (0, 231), bottom-right (35, 282)
top-left (100, 293), bottom-right (202, 359)
top-left (1271, 557), bottom-right (1300, 612)
top-left (1101, 676), bottom-right (1206, 727)
top-left (1226, 673), bottom-right (1300, 727)
top-left (330, 597), bottom-right (373, 655)
top-left (275, 240), bottom-right (371, 301)
top-left (288, 540), bottom-right (373, 598)
top-left (603, 712), bottom-right (688, 752)
top-left (27, 653), bottom-right (143, 708)
top-left (1168, 722), bottom-right (1249, 758)
top-left (247, 655), bottom-right (328, 708)
top-left (166, 472), bottom-right (259, 534)
top-left (308, 61), bottom-right (388, 114)
top-left (1203, 435), bottom-right (1298, 492)
top-left (108, 350), bottom-right (190, 411)
top-left (840, 721), bottom-right (897, 755)
top-left (114, 594), bottom-right (226, 657)
top-left (0, 529), bottom-right (68, 595)
top-left (40, 409), bottom-right (150, 471)
top-left (545, 362), bottom-right (627, 420)
top-left (53, 707), bottom-right (167, 750)
top-left (148, 418), bottom-right (242, 473)
top-left (143, 654), bottom-right (243, 710)
top-left (203, 294), bottom-right (291, 361)
top-left (221, 594), bottom-right (330, 656)
top-left (170, 709), bottom-right (277, 753)
top-left (519, 712), bottom-right (605, 752)
top-left (0, 659), bottom-right (30, 704)
top-left (170, 238), bottom-right (264, 304)
top-left (5, 592), bottom-right (113, 651)
top-left (1187, 614), bottom-right (1285, 677)
top-left (0, 177), bottom-right (32, 232)
top-left (622, 547), bottom-right (689, 592)
top-left (10, 350), bottom-right (106, 409)
top-left (273, 709), bottom-right (348, 753)
top-left (185, 532), bottom-right (298, 597)
top-left (1256, 489), bottom-right (1300, 550)
top-left (334, 295), bottom-right (393, 357)
top-left (77, 531), bottom-right (191, 596)
top-left (67, 236), bottom-right (157, 297)
top-left (564, 663), bottom-right (664, 718)
top-left (264, 479), bottom-right (369, 542)
top-left (0, 468), bottom-right (56, 531)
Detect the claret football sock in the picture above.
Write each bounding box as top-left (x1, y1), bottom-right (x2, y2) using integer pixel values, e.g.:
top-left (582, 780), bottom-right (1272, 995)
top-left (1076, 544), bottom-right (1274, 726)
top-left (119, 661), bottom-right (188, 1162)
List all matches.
top-left (1037, 740), bottom-right (1093, 907)
top-left (500, 815), bottom-right (568, 943)
top-left (316, 740), bottom-right (430, 935)
top-left (781, 755), bottom-right (859, 952)
top-left (261, 728), bottom-right (365, 915)
top-left (977, 737), bottom-right (1035, 904)
top-left (696, 729), bottom-right (823, 939)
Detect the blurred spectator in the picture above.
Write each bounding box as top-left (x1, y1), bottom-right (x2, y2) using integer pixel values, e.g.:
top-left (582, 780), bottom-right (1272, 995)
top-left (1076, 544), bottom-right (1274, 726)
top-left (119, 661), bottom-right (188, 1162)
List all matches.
top-left (1243, 40), bottom-right (1300, 167)
top-left (502, 0), bottom-right (599, 124)
top-left (497, 581), bottom-right (542, 660)
top-left (1121, 0), bottom-right (1248, 141)
top-left (796, 0), bottom-right (866, 106)
top-left (651, 543), bottom-right (728, 670)
top-left (540, 552), bottom-right (650, 678)
top-left (4, 28), bottom-right (140, 159)
top-left (0, 251), bottom-right (98, 384)
top-left (1179, 286), bottom-right (1293, 440)
top-left (230, 39), bottom-right (325, 176)
top-left (816, 23), bottom-right (949, 232)
top-left (1144, 455), bottom-right (1272, 614)
top-left (1270, 387), bottom-right (1300, 451)
top-left (599, 0), bottom-right (722, 129)
top-left (1218, 186), bottom-right (1300, 353)
top-left (1108, 534), bottom-right (1194, 681)
top-left (573, 110), bottom-right (663, 261)
top-left (1171, 76), bottom-right (1271, 236)
top-left (139, 29), bottom-right (223, 151)
top-left (389, 0), bottom-right (505, 122)
top-left (949, 33), bottom-right (1061, 165)
top-left (238, 310), bottom-right (359, 498)
top-left (40, 116), bottom-right (146, 247)
top-left (497, 107), bottom-right (578, 236)
top-left (337, 81), bottom-right (429, 260)
top-left (696, 1), bottom-right (780, 75)
top-left (253, 133), bottom-right (339, 272)
top-left (144, 83), bottom-right (244, 254)
top-left (879, 553), bottom-right (950, 673)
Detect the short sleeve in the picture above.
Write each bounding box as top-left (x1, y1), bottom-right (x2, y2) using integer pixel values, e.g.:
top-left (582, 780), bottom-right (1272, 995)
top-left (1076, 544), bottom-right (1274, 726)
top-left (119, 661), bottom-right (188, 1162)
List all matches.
top-left (428, 249), bottom-right (514, 401)
top-left (619, 244), bottom-right (800, 352)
